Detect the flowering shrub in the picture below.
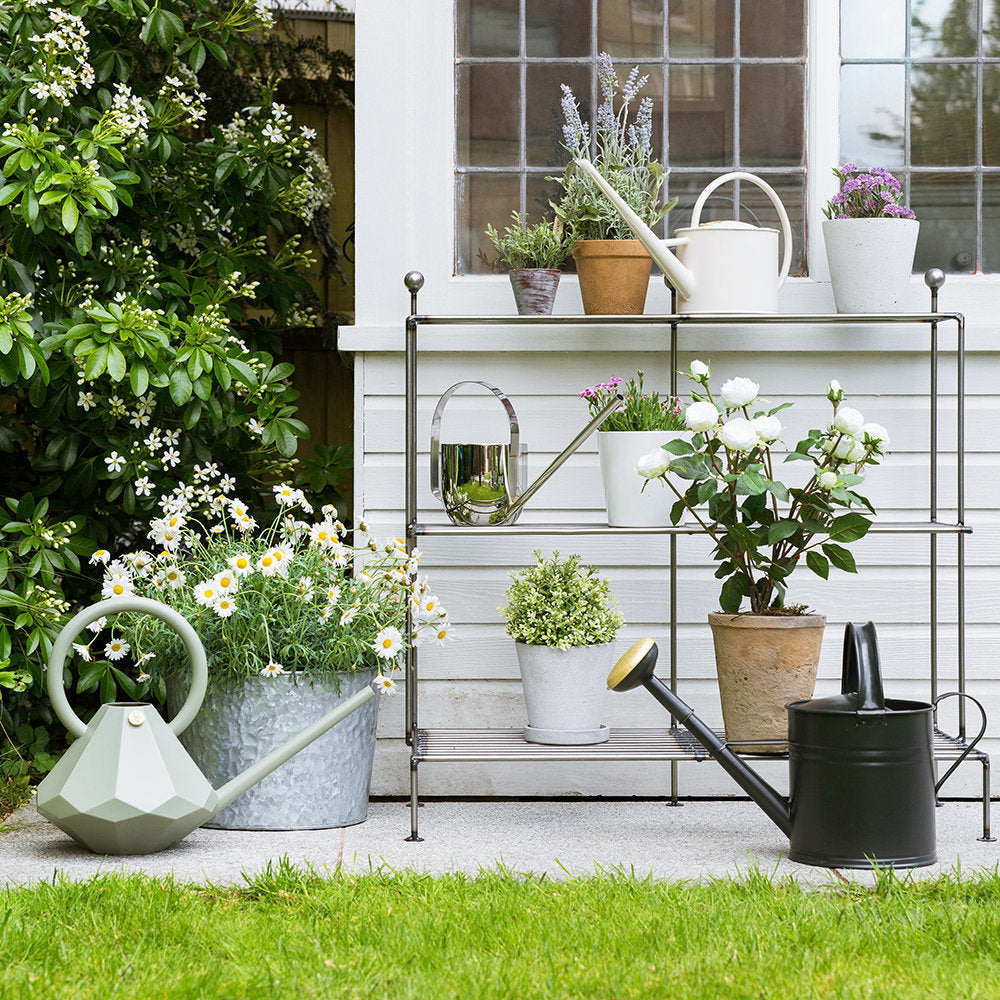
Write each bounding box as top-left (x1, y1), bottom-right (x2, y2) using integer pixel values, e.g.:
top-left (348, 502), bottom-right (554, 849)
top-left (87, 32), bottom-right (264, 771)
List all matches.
top-left (0, 1), bottom-right (344, 759)
top-left (500, 551), bottom-right (622, 649)
top-left (637, 361), bottom-right (890, 615)
top-left (579, 371), bottom-right (685, 433)
top-left (551, 53), bottom-right (676, 241)
top-left (74, 480), bottom-right (452, 699)
top-left (823, 164), bottom-right (916, 220)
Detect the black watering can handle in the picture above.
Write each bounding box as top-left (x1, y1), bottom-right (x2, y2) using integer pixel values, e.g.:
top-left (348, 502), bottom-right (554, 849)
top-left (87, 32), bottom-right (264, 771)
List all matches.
top-left (933, 692), bottom-right (989, 795)
top-left (841, 621), bottom-right (885, 712)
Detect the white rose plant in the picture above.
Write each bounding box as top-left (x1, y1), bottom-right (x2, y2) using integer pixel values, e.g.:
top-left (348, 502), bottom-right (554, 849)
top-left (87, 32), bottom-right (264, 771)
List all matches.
top-left (636, 362), bottom-right (889, 615)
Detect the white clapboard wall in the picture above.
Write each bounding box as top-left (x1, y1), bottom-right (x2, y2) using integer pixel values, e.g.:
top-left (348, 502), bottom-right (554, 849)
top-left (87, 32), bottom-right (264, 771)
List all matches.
top-left (349, 335), bottom-right (1000, 800)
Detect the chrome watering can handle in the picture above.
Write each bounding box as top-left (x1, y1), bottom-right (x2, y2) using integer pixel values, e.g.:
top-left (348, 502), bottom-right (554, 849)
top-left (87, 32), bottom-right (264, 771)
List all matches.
top-left (689, 171), bottom-right (793, 289)
top-left (47, 596), bottom-right (208, 739)
top-left (429, 380), bottom-right (521, 500)
top-left (932, 691), bottom-right (988, 795)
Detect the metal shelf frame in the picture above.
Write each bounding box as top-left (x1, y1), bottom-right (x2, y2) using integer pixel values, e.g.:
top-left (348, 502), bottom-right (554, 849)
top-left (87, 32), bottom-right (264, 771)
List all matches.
top-left (400, 271), bottom-right (991, 843)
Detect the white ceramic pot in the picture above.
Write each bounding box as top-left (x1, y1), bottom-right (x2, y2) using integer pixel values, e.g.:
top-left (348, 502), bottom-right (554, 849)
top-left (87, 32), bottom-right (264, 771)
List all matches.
top-left (822, 218), bottom-right (919, 313)
top-left (514, 641), bottom-right (615, 744)
top-left (597, 430), bottom-right (683, 527)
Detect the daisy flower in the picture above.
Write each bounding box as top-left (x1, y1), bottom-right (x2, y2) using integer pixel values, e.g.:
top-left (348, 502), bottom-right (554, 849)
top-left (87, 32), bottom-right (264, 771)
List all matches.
top-left (259, 549), bottom-right (281, 576)
top-left (193, 579), bottom-right (219, 606)
top-left (431, 621), bottom-right (456, 646)
top-left (260, 661), bottom-right (287, 678)
top-left (212, 571), bottom-right (239, 594)
top-left (89, 549), bottom-right (110, 565)
top-left (273, 483), bottom-right (296, 505)
top-left (372, 626), bottom-right (403, 659)
top-left (162, 565), bottom-right (186, 589)
top-left (212, 594), bottom-right (237, 618)
top-left (227, 553), bottom-right (254, 576)
top-left (340, 605), bottom-right (358, 625)
top-left (72, 642), bottom-right (92, 662)
top-left (102, 572), bottom-right (134, 599)
top-left (309, 521), bottom-right (337, 548)
top-left (136, 651), bottom-right (156, 666)
top-left (375, 674), bottom-right (396, 695)
top-left (105, 638), bottom-right (130, 661)
top-left (86, 616), bottom-right (107, 633)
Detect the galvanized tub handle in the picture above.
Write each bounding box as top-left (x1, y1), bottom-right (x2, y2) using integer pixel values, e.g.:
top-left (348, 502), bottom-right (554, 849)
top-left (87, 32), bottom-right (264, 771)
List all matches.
top-left (429, 380), bottom-right (522, 502)
top-left (47, 596), bottom-right (208, 739)
top-left (933, 691), bottom-right (988, 795)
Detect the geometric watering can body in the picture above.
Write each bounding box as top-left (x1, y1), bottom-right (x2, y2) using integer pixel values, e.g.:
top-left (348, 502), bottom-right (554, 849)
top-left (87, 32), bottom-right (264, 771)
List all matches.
top-left (36, 596), bottom-right (377, 855)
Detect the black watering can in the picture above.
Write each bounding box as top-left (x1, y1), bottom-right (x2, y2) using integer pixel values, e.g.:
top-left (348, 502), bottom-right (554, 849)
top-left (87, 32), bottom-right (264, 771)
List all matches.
top-left (608, 623), bottom-right (987, 868)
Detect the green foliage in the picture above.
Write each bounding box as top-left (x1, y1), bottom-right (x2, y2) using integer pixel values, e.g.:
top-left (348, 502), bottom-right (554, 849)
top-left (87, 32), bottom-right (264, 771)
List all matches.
top-left (292, 442), bottom-right (353, 522)
top-left (483, 212), bottom-right (573, 271)
top-left (550, 53), bottom-right (676, 241)
top-left (642, 366), bottom-right (889, 614)
top-left (578, 371), bottom-right (685, 432)
top-left (500, 550), bottom-right (622, 648)
top-left (0, 0), bottom-right (349, 758)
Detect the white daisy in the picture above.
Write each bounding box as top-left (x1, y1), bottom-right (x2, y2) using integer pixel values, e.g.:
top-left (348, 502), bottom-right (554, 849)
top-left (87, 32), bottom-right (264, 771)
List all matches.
top-left (105, 638), bottom-right (130, 661)
top-left (227, 553), bottom-right (254, 576)
top-left (162, 565), bottom-right (186, 589)
top-left (309, 521), bottom-right (337, 548)
top-left (431, 621), bottom-right (456, 646)
top-left (212, 570), bottom-right (239, 594)
top-left (260, 661), bottom-right (287, 678)
top-left (86, 616), bottom-right (107, 633)
top-left (375, 674), bottom-right (396, 695)
top-left (72, 642), bottom-right (92, 662)
top-left (89, 549), bottom-right (110, 565)
top-left (372, 626), bottom-right (403, 659)
top-left (212, 594), bottom-right (236, 618)
top-left (101, 572), bottom-right (134, 599)
top-left (193, 579), bottom-right (219, 606)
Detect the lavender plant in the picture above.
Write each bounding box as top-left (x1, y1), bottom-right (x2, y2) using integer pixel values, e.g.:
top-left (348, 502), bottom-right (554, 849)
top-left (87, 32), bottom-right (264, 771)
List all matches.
top-left (579, 372), bottom-right (685, 433)
top-left (823, 164), bottom-right (916, 220)
top-left (550, 53), bottom-right (676, 241)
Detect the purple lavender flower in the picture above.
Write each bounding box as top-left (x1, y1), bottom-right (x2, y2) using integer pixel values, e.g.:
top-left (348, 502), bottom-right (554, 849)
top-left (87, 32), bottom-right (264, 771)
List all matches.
top-left (597, 52), bottom-right (617, 101)
top-left (824, 164), bottom-right (914, 220)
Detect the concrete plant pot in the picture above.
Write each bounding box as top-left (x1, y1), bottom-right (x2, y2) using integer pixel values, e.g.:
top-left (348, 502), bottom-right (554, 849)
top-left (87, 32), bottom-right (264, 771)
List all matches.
top-left (598, 430), bottom-right (686, 527)
top-left (823, 218), bottom-right (919, 313)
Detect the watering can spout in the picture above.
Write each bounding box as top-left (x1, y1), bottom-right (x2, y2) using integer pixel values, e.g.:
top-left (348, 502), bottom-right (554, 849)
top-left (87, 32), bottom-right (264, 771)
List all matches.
top-left (572, 159), bottom-right (697, 300)
top-left (608, 639), bottom-right (792, 837)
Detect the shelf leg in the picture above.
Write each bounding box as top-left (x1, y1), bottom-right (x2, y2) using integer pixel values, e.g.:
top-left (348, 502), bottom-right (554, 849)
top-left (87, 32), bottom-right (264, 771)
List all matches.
top-left (980, 756), bottom-right (995, 842)
top-left (405, 758), bottom-right (423, 842)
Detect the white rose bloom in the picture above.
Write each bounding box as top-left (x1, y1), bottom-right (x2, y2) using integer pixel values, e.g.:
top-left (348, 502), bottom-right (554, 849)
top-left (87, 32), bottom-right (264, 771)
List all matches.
top-left (689, 359), bottom-right (710, 380)
top-left (817, 470), bottom-right (839, 489)
top-left (753, 415), bottom-right (782, 442)
top-left (827, 379), bottom-right (845, 401)
top-left (718, 417), bottom-right (759, 452)
top-left (685, 400), bottom-right (719, 433)
top-left (833, 435), bottom-right (856, 460)
top-left (847, 441), bottom-right (868, 463)
top-left (862, 422), bottom-right (890, 448)
top-left (635, 448), bottom-right (671, 479)
top-left (719, 376), bottom-right (760, 408)
top-left (833, 406), bottom-right (865, 436)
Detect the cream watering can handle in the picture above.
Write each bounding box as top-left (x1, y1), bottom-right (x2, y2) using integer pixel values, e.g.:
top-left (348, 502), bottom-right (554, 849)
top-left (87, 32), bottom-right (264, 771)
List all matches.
top-left (47, 596), bottom-right (208, 739)
top-left (690, 172), bottom-right (793, 290)
top-left (430, 380), bottom-right (521, 500)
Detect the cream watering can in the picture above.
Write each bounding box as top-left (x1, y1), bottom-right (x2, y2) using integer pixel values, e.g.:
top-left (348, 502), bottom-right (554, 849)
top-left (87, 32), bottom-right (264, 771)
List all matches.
top-left (574, 160), bottom-right (792, 313)
top-left (36, 597), bottom-right (379, 855)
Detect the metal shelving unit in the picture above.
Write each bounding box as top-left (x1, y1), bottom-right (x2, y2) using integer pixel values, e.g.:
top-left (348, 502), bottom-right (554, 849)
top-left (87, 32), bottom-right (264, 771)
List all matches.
top-left (400, 270), bottom-right (991, 843)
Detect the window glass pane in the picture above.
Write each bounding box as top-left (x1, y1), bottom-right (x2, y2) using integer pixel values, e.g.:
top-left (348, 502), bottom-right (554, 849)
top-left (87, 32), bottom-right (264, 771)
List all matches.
top-left (911, 172), bottom-right (977, 273)
top-left (456, 172), bottom-right (521, 273)
top-left (741, 0), bottom-right (805, 57)
top-left (526, 0), bottom-right (592, 57)
top-left (840, 64), bottom-right (906, 168)
top-left (985, 66), bottom-right (1000, 164)
top-left (668, 0), bottom-right (732, 58)
top-left (526, 63), bottom-right (591, 166)
top-left (841, 0), bottom-right (905, 58)
top-left (982, 174), bottom-right (1000, 269)
top-left (911, 62), bottom-right (978, 166)
top-left (740, 64), bottom-right (805, 166)
top-left (457, 0), bottom-right (520, 57)
top-left (598, 0), bottom-right (664, 58)
top-left (457, 64), bottom-right (520, 167)
top-left (669, 65), bottom-right (733, 166)
top-left (911, 0), bottom-right (979, 59)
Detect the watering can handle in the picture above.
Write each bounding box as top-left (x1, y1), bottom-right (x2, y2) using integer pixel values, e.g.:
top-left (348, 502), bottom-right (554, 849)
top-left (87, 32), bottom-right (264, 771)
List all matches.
top-left (933, 691), bottom-right (989, 795)
top-left (841, 621), bottom-right (886, 712)
top-left (689, 172), bottom-right (793, 290)
top-left (47, 596), bottom-right (208, 739)
top-left (430, 380), bottom-right (521, 501)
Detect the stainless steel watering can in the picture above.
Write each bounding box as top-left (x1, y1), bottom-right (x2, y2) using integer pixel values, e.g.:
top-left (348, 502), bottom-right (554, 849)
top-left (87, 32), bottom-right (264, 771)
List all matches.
top-left (36, 597), bottom-right (378, 855)
top-left (574, 160), bottom-right (792, 313)
top-left (430, 380), bottom-right (622, 526)
top-left (608, 623), bottom-right (987, 868)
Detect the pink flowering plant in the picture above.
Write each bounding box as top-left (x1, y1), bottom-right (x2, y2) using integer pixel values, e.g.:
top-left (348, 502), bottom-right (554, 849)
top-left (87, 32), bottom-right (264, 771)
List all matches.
top-left (579, 371), bottom-right (685, 433)
top-left (636, 361), bottom-right (890, 615)
top-left (823, 164), bottom-right (916, 220)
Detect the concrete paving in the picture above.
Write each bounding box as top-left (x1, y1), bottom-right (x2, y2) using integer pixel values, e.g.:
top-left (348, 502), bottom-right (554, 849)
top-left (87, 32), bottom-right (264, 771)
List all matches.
top-left (2, 796), bottom-right (997, 887)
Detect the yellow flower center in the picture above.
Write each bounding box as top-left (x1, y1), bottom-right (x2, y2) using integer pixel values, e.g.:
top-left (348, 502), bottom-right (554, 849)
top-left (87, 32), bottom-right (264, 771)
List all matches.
top-left (262, 557), bottom-right (273, 567)
top-left (113, 583), bottom-right (124, 595)
top-left (219, 576), bottom-right (232, 588)
top-left (236, 558), bottom-right (248, 569)
top-left (437, 630), bottom-right (447, 640)
top-left (274, 550), bottom-right (284, 561)
top-left (205, 589), bottom-right (214, 599)
top-left (382, 638), bottom-right (393, 649)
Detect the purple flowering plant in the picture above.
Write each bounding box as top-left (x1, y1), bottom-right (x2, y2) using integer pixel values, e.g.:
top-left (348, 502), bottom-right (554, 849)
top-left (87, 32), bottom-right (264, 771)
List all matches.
top-left (550, 53), bottom-right (676, 241)
top-left (823, 164), bottom-right (916, 220)
top-left (579, 371), bottom-right (685, 433)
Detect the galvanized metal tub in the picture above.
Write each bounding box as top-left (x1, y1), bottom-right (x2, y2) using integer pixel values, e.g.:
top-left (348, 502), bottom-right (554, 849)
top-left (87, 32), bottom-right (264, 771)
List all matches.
top-left (166, 669), bottom-right (379, 830)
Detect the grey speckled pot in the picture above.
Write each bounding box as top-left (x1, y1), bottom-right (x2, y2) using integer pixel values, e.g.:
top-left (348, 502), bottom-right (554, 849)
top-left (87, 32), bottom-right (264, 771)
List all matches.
top-left (166, 670), bottom-right (378, 830)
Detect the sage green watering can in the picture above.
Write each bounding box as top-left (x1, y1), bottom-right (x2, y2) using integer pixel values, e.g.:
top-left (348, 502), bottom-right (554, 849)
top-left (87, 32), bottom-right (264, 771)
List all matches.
top-left (36, 597), bottom-right (377, 855)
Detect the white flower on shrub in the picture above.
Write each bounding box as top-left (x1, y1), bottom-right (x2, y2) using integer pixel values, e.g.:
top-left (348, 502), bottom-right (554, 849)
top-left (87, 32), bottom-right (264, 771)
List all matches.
top-left (373, 626), bottom-right (403, 659)
top-left (212, 595), bottom-right (236, 618)
top-left (685, 400), bottom-right (719, 433)
top-left (863, 422), bottom-right (890, 448)
top-left (718, 417), bottom-right (759, 452)
top-left (832, 406), bottom-right (865, 436)
top-left (817, 470), bottom-right (839, 490)
top-left (752, 415), bottom-right (782, 442)
top-left (105, 638), bottom-right (129, 661)
top-left (375, 674), bottom-right (396, 694)
top-left (260, 661), bottom-right (287, 678)
top-left (847, 441), bottom-right (868, 463)
top-left (689, 359), bottom-right (710, 380)
top-left (636, 448), bottom-right (671, 479)
top-left (719, 377), bottom-right (759, 408)
top-left (833, 436), bottom-right (856, 460)
top-left (101, 571), bottom-right (133, 599)
top-left (827, 379), bottom-right (845, 402)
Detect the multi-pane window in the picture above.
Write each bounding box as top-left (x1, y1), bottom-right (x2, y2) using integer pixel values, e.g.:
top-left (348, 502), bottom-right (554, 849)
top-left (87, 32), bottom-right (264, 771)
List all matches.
top-left (841, 0), bottom-right (1000, 273)
top-left (455, 0), bottom-right (807, 275)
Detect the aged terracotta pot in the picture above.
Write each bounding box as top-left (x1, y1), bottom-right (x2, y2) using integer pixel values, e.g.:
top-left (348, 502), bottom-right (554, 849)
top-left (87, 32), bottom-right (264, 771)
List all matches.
top-left (708, 612), bottom-right (825, 753)
top-left (572, 239), bottom-right (652, 315)
top-left (508, 268), bottom-right (561, 314)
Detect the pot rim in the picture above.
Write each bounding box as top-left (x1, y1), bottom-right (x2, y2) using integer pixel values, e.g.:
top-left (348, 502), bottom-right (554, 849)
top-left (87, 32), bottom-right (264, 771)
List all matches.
top-left (571, 239), bottom-right (652, 259)
top-left (708, 611), bottom-right (826, 629)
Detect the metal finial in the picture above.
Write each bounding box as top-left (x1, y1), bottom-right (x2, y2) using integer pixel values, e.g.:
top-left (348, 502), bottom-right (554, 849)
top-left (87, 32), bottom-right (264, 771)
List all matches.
top-left (404, 271), bottom-right (425, 293)
top-left (924, 268), bottom-right (946, 290)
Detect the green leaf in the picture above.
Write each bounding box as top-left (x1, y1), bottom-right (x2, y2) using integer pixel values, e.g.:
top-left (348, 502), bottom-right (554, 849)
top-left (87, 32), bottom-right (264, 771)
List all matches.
top-left (828, 512), bottom-right (871, 543)
top-left (130, 362), bottom-right (149, 396)
top-left (76, 661), bottom-right (105, 694)
top-left (168, 368), bottom-right (193, 405)
top-left (805, 550), bottom-right (830, 580)
top-left (766, 519), bottom-right (801, 544)
top-left (695, 479), bottom-right (717, 505)
top-left (822, 542), bottom-right (857, 574)
top-left (61, 197), bottom-right (79, 233)
top-left (719, 574), bottom-right (749, 614)
top-left (762, 479), bottom-right (789, 502)
top-left (83, 343), bottom-right (109, 380)
top-left (0, 181), bottom-right (25, 206)
top-left (662, 438), bottom-right (694, 456)
top-left (106, 343), bottom-right (127, 382)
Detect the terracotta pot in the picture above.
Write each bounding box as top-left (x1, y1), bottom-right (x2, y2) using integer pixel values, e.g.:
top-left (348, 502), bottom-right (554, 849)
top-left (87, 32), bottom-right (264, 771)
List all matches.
top-left (508, 268), bottom-right (560, 314)
top-left (708, 612), bottom-right (825, 753)
top-left (572, 239), bottom-right (652, 315)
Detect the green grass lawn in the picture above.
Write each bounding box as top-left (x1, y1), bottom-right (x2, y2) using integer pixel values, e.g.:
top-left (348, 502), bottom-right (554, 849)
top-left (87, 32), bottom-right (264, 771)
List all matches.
top-left (2, 859), bottom-right (1000, 999)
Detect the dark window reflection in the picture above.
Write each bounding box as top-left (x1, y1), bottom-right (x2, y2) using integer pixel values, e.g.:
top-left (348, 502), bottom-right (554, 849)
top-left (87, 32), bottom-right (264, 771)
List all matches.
top-left (911, 172), bottom-right (977, 273)
top-left (456, 172), bottom-right (521, 274)
top-left (527, 0), bottom-right (592, 57)
top-left (741, 65), bottom-right (805, 166)
top-left (457, 64), bottom-right (521, 168)
top-left (457, 0), bottom-right (520, 57)
top-left (741, 0), bottom-right (805, 57)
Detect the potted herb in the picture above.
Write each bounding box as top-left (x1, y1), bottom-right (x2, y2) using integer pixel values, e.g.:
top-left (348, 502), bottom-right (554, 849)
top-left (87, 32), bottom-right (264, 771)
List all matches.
top-left (484, 212), bottom-right (573, 314)
top-left (81, 477), bottom-right (450, 830)
top-left (499, 551), bottom-right (623, 745)
top-left (551, 53), bottom-right (676, 315)
top-left (636, 361), bottom-right (890, 747)
top-left (578, 372), bottom-right (686, 526)
top-left (822, 163), bottom-right (919, 313)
